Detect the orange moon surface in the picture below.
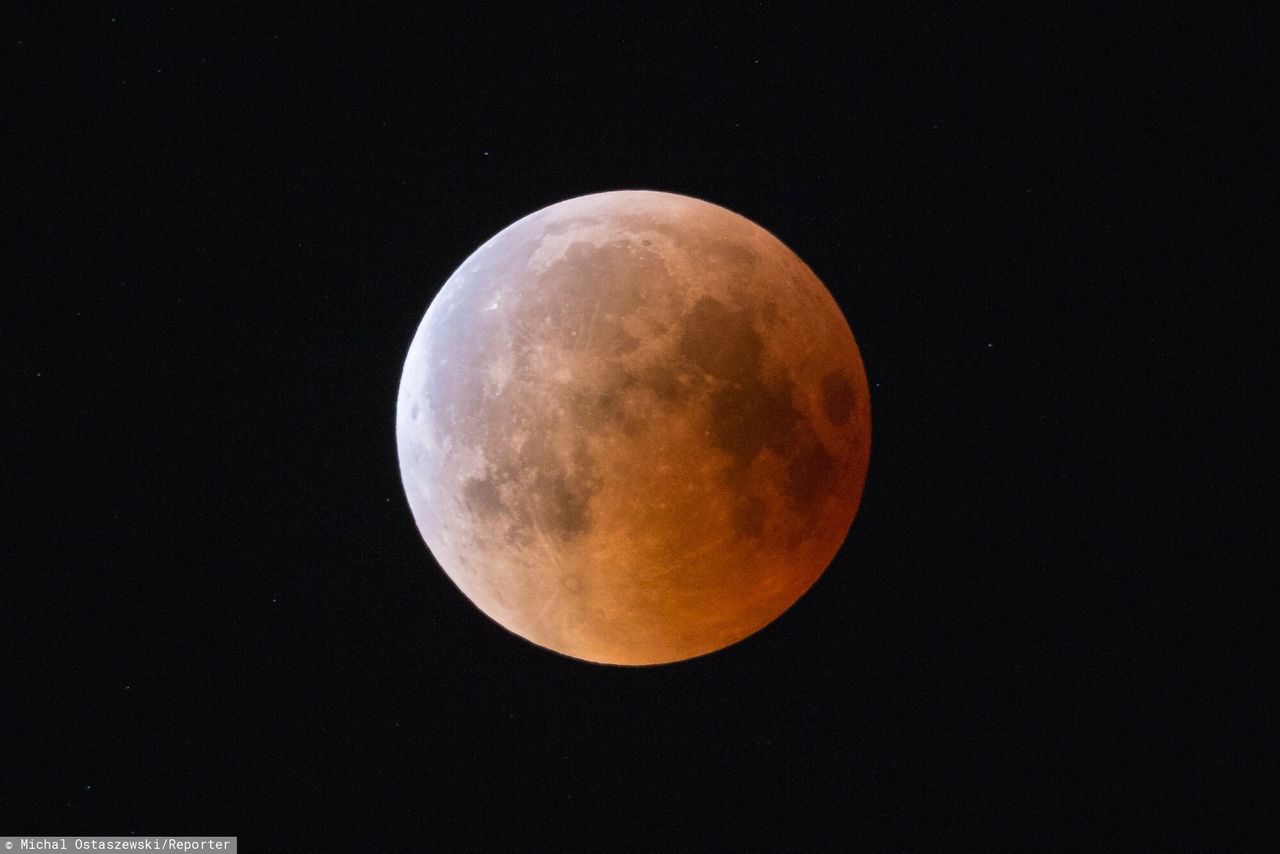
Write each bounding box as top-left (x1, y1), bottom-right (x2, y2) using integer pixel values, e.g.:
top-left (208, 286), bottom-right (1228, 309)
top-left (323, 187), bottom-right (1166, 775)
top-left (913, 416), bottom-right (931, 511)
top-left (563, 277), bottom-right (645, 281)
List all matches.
top-left (396, 191), bottom-right (870, 665)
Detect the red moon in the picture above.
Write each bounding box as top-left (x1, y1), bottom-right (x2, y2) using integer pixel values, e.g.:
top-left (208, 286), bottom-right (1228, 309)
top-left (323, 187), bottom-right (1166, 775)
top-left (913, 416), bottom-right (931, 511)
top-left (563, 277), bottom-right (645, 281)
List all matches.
top-left (397, 191), bottom-right (870, 664)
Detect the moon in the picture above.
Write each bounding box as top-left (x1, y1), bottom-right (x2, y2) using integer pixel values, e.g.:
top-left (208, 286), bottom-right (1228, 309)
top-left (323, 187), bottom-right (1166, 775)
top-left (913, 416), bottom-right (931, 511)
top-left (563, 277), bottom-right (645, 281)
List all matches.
top-left (396, 191), bottom-right (870, 665)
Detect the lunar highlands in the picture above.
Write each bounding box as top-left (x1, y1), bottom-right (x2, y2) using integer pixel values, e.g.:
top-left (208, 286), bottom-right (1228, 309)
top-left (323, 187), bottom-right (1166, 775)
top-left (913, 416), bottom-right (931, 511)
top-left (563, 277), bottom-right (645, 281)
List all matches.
top-left (397, 191), bottom-right (870, 664)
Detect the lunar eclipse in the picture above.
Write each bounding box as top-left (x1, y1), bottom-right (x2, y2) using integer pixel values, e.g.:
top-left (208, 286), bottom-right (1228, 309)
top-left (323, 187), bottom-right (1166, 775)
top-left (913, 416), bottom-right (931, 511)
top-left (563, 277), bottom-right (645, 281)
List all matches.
top-left (397, 190), bottom-right (870, 664)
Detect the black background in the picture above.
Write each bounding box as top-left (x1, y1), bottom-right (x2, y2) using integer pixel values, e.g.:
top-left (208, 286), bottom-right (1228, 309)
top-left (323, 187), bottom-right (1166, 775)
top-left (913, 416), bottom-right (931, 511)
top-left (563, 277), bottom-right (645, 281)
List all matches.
top-left (6, 3), bottom-right (1270, 849)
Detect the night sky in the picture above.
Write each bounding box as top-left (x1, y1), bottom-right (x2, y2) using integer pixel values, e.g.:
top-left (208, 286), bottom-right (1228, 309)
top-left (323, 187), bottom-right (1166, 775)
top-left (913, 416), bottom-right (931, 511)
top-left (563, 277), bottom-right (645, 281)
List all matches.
top-left (7, 4), bottom-right (1268, 849)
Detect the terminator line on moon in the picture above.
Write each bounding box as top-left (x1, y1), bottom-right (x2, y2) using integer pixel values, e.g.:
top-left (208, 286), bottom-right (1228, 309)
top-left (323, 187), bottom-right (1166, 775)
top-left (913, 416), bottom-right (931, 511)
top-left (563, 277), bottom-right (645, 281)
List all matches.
top-left (396, 190), bottom-right (870, 665)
